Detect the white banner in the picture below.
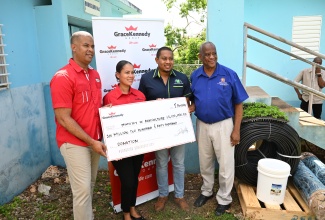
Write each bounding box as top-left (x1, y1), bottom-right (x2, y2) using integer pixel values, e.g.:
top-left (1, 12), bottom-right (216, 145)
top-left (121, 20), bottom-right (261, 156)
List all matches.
top-left (99, 97), bottom-right (196, 161)
top-left (92, 17), bottom-right (165, 96)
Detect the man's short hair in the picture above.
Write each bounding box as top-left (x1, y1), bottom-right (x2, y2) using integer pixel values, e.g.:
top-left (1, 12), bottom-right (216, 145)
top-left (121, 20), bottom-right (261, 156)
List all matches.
top-left (156, 46), bottom-right (173, 58)
top-left (70, 31), bottom-right (93, 45)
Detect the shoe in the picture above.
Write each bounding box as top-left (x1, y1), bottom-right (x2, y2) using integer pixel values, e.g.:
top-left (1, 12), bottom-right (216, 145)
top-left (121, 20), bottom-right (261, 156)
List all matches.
top-left (174, 197), bottom-right (190, 211)
top-left (215, 204), bottom-right (231, 216)
top-left (193, 194), bottom-right (213, 207)
top-left (154, 196), bottom-right (168, 211)
top-left (131, 215), bottom-right (146, 220)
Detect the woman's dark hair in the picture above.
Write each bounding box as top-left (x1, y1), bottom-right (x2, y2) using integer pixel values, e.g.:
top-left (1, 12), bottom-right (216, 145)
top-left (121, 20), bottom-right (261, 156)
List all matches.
top-left (116, 60), bottom-right (133, 73)
top-left (156, 46), bottom-right (173, 58)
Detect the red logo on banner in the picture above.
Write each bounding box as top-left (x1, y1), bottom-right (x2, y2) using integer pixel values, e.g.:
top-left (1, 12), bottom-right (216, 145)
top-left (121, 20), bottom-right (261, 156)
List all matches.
top-left (108, 112), bottom-right (116, 116)
top-left (107, 45), bottom-right (117, 49)
top-left (111, 84), bottom-right (118, 88)
top-left (133, 64), bottom-right (141, 68)
top-left (109, 152), bottom-right (174, 207)
top-left (125, 25), bottom-right (138, 31)
top-left (149, 44), bottom-right (156, 48)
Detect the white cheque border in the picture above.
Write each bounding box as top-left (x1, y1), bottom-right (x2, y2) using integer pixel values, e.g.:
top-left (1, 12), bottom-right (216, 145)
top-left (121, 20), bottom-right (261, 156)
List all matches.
top-left (99, 97), bottom-right (196, 161)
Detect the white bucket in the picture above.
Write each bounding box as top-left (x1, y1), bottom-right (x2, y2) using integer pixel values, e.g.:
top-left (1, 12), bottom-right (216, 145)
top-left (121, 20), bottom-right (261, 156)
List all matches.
top-left (256, 158), bottom-right (291, 204)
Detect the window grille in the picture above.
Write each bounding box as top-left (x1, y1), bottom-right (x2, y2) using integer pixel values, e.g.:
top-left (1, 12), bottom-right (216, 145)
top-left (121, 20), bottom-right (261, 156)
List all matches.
top-left (291, 16), bottom-right (322, 59)
top-left (0, 24), bottom-right (10, 90)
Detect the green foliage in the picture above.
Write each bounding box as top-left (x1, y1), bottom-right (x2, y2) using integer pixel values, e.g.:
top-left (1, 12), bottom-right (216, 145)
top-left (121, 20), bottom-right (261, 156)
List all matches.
top-left (243, 102), bottom-right (289, 121)
top-left (174, 64), bottom-right (201, 77)
top-left (0, 196), bottom-right (22, 217)
top-left (162, 0), bottom-right (207, 17)
top-left (162, 0), bottom-right (207, 64)
top-left (176, 32), bottom-right (206, 64)
top-left (164, 24), bottom-right (185, 51)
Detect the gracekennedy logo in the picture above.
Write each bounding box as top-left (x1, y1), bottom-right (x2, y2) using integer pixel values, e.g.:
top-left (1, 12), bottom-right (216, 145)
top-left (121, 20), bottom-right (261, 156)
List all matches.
top-left (102, 113), bottom-right (123, 119)
top-left (103, 84), bottom-right (118, 92)
top-left (107, 45), bottom-right (116, 49)
top-left (99, 45), bottom-right (126, 54)
top-left (133, 63), bottom-right (152, 75)
top-left (125, 25), bottom-right (138, 31)
top-left (114, 25), bottom-right (151, 38)
top-left (143, 43), bottom-right (158, 53)
top-left (133, 63), bottom-right (141, 69)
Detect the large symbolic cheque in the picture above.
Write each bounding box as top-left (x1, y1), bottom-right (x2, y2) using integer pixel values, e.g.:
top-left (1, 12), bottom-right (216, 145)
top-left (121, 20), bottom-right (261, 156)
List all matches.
top-left (99, 97), bottom-right (196, 161)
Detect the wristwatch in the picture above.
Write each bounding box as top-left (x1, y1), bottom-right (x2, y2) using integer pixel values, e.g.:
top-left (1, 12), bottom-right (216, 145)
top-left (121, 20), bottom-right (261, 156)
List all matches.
top-left (317, 74), bottom-right (322, 77)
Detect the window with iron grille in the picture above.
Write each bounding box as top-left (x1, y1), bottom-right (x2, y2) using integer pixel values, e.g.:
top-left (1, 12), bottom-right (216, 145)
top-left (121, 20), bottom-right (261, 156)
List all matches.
top-left (291, 15), bottom-right (322, 59)
top-left (0, 24), bottom-right (10, 90)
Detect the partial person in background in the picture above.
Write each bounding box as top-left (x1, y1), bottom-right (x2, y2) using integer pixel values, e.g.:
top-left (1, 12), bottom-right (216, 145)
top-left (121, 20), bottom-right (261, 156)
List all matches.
top-left (138, 46), bottom-right (194, 212)
top-left (50, 31), bottom-right (107, 220)
top-left (191, 41), bottom-right (248, 216)
top-left (294, 57), bottom-right (325, 119)
top-left (103, 60), bottom-right (146, 220)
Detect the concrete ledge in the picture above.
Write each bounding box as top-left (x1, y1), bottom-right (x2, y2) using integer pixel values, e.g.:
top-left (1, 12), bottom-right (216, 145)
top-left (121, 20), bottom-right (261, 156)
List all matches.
top-left (245, 86), bottom-right (271, 105)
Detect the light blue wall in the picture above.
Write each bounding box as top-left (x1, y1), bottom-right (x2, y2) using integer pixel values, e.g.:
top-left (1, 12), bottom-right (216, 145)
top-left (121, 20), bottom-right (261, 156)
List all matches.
top-left (207, 0), bottom-right (325, 118)
top-left (244, 0), bottom-right (325, 112)
top-left (0, 0), bottom-right (139, 205)
top-left (207, 0), bottom-right (245, 75)
top-left (0, 0), bottom-right (42, 88)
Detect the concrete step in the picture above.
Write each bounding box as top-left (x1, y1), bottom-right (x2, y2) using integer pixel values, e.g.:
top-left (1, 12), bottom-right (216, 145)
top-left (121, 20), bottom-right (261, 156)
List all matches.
top-left (246, 86), bottom-right (325, 150)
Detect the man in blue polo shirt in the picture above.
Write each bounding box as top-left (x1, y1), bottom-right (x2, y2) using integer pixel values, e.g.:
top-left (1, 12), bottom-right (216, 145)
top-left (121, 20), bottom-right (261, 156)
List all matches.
top-left (139, 46), bottom-right (194, 212)
top-left (191, 42), bottom-right (248, 216)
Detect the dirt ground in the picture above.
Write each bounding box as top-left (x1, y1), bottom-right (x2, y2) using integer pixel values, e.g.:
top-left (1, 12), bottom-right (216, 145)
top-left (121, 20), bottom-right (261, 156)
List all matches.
top-left (0, 166), bottom-right (244, 220)
top-left (1, 140), bottom-right (324, 220)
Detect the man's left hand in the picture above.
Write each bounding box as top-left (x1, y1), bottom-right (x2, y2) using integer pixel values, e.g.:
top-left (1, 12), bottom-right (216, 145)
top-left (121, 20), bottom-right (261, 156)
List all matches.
top-left (91, 140), bottom-right (107, 157)
top-left (230, 130), bottom-right (240, 146)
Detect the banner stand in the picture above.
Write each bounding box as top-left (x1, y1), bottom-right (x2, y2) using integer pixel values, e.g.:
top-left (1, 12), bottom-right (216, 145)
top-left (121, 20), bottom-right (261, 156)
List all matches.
top-left (92, 17), bottom-right (178, 213)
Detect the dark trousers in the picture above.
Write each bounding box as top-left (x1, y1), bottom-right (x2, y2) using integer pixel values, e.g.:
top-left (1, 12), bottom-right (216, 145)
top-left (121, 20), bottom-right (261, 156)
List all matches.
top-left (112, 154), bottom-right (144, 212)
top-left (300, 100), bottom-right (323, 119)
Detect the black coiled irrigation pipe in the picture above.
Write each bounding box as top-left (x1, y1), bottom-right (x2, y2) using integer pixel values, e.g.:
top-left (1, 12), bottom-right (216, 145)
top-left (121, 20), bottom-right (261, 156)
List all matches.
top-left (235, 118), bottom-right (301, 186)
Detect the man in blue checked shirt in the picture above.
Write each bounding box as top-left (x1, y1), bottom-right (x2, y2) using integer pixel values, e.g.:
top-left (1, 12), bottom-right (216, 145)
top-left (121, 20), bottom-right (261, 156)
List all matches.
top-left (191, 42), bottom-right (248, 216)
top-left (139, 46), bottom-right (194, 212)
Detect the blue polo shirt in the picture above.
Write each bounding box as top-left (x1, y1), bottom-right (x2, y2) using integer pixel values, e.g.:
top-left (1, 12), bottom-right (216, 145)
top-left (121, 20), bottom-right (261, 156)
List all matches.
top-left (138, 68), bottom-right (192, 100)
top-left (190, 63), bottom-right (248, 124)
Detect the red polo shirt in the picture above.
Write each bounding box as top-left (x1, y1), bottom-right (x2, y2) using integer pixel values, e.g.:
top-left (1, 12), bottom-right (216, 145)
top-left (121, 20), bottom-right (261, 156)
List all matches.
top-left (50, 58), bottom-right (103, 148)
top-left (103, 85), bottom-right (146, 106)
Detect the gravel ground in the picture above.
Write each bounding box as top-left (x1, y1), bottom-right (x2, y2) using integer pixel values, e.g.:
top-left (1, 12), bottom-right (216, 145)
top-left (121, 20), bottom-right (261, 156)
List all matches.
top-left (0, 166), bottom-right (244, 220)
top-left (2, 140), bottom-right (323, 220)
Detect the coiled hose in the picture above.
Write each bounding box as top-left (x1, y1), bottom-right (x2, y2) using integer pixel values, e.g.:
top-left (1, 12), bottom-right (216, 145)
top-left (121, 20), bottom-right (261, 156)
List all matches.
top-left (235, 118), bottom-right (301, 186)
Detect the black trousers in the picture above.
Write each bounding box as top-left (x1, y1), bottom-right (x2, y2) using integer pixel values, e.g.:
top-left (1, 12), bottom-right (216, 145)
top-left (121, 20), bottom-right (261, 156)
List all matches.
top-left (112, 154), bottom-right (144, 212)
top-left (300, 100), bottom-right (323, 119)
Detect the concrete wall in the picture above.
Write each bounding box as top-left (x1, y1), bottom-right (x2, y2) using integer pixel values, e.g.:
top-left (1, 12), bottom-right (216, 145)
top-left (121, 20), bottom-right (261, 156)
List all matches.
top-left (0, 84), bottom-right (50, 204)
top-left (0, 0), bottom-right (139, 205)
top-left (207, 0), bottom-right (325, 118)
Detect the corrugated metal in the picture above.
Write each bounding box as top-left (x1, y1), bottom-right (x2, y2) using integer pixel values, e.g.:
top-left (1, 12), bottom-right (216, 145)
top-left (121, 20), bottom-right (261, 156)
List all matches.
top-left (291, 16), bottom-right (322, 59)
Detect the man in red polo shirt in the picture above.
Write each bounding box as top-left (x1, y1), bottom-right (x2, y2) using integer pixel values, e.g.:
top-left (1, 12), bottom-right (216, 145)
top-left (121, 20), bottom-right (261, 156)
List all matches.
top-left (50, 31), bottom-right (107, 220)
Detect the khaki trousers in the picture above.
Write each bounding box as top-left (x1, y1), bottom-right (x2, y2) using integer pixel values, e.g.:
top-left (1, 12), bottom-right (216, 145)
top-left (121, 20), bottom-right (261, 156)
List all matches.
top-left (60, 143), bottom-right (100, 220)
top-left (196, 118), bottom-right (234, 205)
